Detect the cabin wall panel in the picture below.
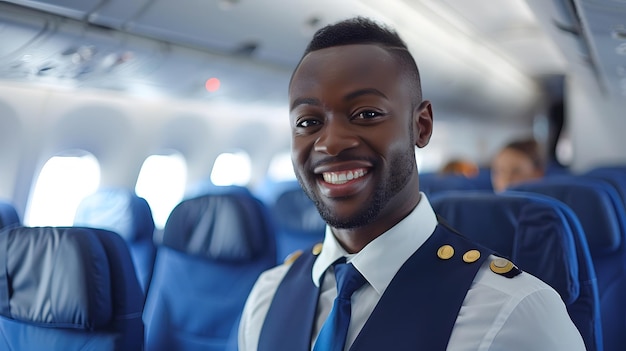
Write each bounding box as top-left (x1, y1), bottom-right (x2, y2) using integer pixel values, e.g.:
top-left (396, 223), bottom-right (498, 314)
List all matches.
top-left (0, 84), bottom-right (56, 215)
top-left (156, 113), bottom-right (214, 187)
top-left (422, 114), bottom-right (534, 171)
top-left (38, 92), bottom-right (148, 189)
top-left (567, 74), bottom-right (626, 172)
top-left (0, 99), bottom-right (22, 201)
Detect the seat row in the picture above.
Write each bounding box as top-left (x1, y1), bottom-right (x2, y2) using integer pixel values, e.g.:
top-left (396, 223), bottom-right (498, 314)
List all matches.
top-left (0, 165), bottom-right (623, 350)
top-left (428, 165), bottom-right (626, 351)
top-left (0, 183), bottom-right (321, 351)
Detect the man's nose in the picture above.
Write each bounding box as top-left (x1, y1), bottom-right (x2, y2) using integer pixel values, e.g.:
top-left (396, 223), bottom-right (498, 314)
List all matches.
top-left (313, 119), bottom-right (359, 156)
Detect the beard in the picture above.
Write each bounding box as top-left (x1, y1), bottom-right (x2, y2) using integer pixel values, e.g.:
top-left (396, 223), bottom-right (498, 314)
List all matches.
top-left (296, 146), bottom-right (416, 229)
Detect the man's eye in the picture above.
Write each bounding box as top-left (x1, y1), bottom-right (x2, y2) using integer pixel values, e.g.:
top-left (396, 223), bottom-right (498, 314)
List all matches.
top-left (355, 111), bottom-right (382, 119)
top-left (296, 119), bottom-right (321, 128)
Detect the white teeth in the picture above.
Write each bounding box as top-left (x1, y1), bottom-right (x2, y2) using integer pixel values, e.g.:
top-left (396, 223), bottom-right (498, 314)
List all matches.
top-left (322, 169), bottom-right (367, 184)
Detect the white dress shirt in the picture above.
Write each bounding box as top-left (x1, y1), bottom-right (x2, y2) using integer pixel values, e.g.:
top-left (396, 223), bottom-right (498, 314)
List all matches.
top-left (238, 194), bottom-right (586, 351)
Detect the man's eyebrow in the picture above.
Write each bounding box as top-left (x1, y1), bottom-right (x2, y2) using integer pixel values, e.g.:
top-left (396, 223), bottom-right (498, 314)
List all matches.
top-left (344, 88), bottom-right (387, 102)
top-left (290, 89), bottom-right (386, 110)
top-left (290, 97), bottom-right (321, 111)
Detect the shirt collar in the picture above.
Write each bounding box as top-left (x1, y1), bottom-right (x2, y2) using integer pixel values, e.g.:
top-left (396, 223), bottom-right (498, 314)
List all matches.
top-left (311, 193), bottom-right (438, 295)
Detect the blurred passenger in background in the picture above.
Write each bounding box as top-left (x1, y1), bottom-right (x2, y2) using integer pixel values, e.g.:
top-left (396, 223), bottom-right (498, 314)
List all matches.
top-left (439, 158), bottom-right (479, 178)
top-left (491, 138), bottom-right (545, 192)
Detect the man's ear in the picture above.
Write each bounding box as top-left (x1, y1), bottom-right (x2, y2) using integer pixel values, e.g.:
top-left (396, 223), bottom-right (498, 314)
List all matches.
top-left (413, 100), bottom-right (433, 148)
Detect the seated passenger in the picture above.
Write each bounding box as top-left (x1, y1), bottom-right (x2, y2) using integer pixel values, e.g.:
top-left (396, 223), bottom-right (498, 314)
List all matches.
top-left (439, 158), bottom-right (479, 178)
top-left (491, 138), bottom-right (545, 192)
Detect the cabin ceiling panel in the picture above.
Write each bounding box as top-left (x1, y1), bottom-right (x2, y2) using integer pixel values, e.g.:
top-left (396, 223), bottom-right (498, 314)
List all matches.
top-left (577, 0), bottom-right (626, 97)
top-left (524, 0), bottom-right (592, 71)
top-left (525, 0), bottom-right (626, 98)
top-left (78, 1), bottom-right (152, 30)
top-left (411, 0), bottom-right (568, 75)
top-left (2, 0), bottom-right (99, 18)
top-left (100, 0), bottom-right (383, 68)
top-left (0, 0), bottom-right (568, 122)
top-left (0, 8), bottom-right (50, 57)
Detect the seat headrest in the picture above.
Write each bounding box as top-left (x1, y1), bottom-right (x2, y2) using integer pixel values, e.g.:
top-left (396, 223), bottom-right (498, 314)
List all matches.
top-left (431, 192), bottom-right (579, 304)
top-left (586, 167), bottom-right (626, 203)
top-left (513, 178), bottom-right (623, 254)
top-left (0, 227), bottom-right (113, 329)
top-left (162, 192), bottom-right (272, 262)
top-left (0, 201), bottom-right (20, 229)
top-left (419, 172), bottom-right (492, 196)
top-left (273, 188), bottom-right (325, 234)
top-left (74, 189), bottom-right (155, 242)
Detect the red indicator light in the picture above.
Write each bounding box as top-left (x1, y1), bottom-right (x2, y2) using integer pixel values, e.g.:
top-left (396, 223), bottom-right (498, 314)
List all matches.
top-left (205, 77), bottom-right (221, 92)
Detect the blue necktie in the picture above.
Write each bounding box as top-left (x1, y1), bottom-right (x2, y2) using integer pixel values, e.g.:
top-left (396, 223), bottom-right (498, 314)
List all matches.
top-left (313, 260), bottom-right (367, 351)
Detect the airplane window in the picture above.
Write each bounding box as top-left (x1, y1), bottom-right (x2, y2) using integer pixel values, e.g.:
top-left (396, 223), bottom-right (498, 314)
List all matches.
top-left (135, 153), bottom-right (187, 228)
top-left (267, 152), bottom-right (296, 181)
top-left (210, 151), bottom-right (252, 186)
top-left (25, 153), bottom-right (100, 226)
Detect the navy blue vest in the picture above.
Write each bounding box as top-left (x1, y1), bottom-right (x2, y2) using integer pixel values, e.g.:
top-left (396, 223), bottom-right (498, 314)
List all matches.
top-left (258, 224), bottom-right (496, 351)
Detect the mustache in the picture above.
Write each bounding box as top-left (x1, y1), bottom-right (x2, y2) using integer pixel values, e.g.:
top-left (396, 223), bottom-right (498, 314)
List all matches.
top-left (309, 154), bottom-right (376, 170)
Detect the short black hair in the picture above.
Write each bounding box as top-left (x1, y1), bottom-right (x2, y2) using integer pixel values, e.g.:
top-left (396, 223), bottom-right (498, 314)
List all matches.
top-left (293, 17), bottom-right (423, 103)
top-left (303, 17), bottom-right (406, 54)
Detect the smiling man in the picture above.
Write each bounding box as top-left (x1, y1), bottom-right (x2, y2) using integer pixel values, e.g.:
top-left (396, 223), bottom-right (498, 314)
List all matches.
top-left (237, 17), bottom-right (585, 351)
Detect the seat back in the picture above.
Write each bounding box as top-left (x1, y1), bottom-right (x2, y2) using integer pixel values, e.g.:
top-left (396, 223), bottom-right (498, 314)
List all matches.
top-left (419, 170), bottom-right (492, 197)
top-left (0, 226), bottom-right (144, 351)
top-left (585, 166), bottom-right (626, 207)
top-left (143, 187), bottom-right (277, 351)
top-left (256, 180), bottom-right (325, 261)
top-left (431, 191), bottom-right (602, 351)
top-left (74, 188), bottom-right (156, 292)
top-left (0, 200), bottom-right (19, 230)
top-left (512, 176), bottom-right (626, 350)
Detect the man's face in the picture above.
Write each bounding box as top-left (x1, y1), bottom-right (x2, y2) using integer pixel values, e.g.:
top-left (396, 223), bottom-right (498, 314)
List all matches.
top-left (289, 44), bottom-right (428, 229)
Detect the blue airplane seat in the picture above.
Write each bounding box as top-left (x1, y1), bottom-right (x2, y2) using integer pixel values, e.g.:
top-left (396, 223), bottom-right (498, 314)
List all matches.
top-left (74, 188), bottom-right (157, 293)
top-left (419, 171), bottom-right (492, 197)
top-left (512, 176), bottom-right (626, 350)
top-left (545, 161), bottom-right (571, 176)
top-left (585, 166), bottom-right (626, 207)
top-left (430, 191), bottom-right (602, 351)
top-left (474, 167), bottom-right (493, 189)
top-left (0, 226), bottom-right (144, 351)
top-left (184, 181), bottom-right (252, 200)
top-left (143, 188), bottom-right (277, 351)
top-left (0, 200), bottom-right (20, 230)
top-left (258, 180), bottom-right (325, 261)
